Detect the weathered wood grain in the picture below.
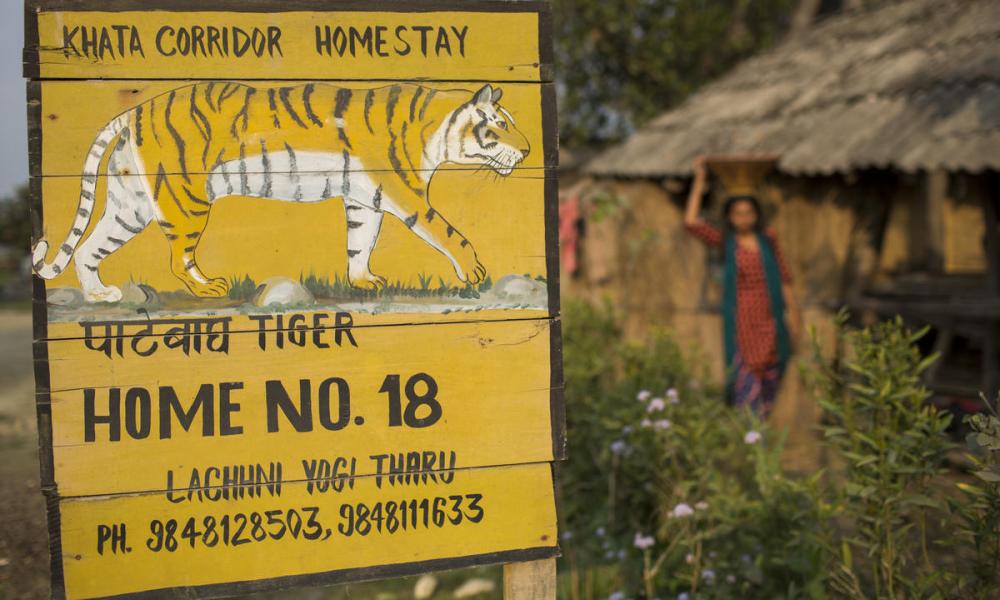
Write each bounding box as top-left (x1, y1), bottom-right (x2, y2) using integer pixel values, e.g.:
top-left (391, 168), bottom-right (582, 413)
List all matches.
top-left (26, 3), bottom-right (552, 82)
top-left (504, 558), bottom-right (558, 600)
top-left (27, 2), bottom-right (561, 598)
top-left (31, 80), bottom-right (557, 178)
top-left (56, 462), bottom-right (558, 599)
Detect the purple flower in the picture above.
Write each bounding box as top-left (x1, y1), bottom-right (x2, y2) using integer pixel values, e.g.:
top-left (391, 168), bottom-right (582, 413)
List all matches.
top-left (561, 530), bottom-right (573, 541)
top-left (678, 593), bottom-right (691, 600)
top-left (633, 532), bottom-right (656, 550)
top-left (647, 397), bottom-right (666, 412)
top-left (670, 503), bottom-right (695, 518)
top-left (702, 569), bottom-right (716, 584)
top-left (744, 430), bottom-right (762, 444)
top-left (610, 440), bottom-right (628, 455)
top-left (641, 418), bottom-right (653, 428)
top-left (622, 425), bottom-right (634, 434)
top-left (654, 419), bottom-right (672, 430)
top-left (637, 390), bottom-right (652, 402)
top-left (666, 388), bottom-right (680, 404)
top-left (609, 592), bottom-right (626, 600)
top-left (595, 526), bottom-right (606, 537)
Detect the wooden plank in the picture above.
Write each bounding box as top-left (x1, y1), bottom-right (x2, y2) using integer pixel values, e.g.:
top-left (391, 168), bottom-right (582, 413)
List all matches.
top-left (34, 170), bottom-right (551, 330)
top-left (55, 462), bottom-right (558, 599)
top-left (503, 558), bottom-right (557, 600)
top-left (40, 317), bottom-right (561, 498)
top-left (32, 80), bottom-right (557, 177)
top-left (25, 3), bottom-right (551, 82)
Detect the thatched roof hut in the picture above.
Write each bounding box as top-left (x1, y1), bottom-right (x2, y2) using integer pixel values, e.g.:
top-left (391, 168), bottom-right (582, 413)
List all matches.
top-left (565, 0), bottom-right (999, 452)
top-left (586, 0), bottom-right (1000, 177)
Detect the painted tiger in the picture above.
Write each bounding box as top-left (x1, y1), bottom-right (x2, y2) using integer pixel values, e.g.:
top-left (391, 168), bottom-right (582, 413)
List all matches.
top-left (31, 81), bottom-right (530, 302)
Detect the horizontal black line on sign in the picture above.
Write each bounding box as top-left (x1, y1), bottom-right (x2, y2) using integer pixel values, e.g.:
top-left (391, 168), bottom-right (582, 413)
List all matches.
top-left (31, 166), bottom-right (559, 179)
top-left (36, 313), bottom-right (557, 344)
top-left (24, 74), bottom-right (555, 84)
top-left (92, 546), bottom-right (560, 600)
top-left (25, 0), bottom-right (552, 15)
top-left (47, 458), bottom-right (559, 501)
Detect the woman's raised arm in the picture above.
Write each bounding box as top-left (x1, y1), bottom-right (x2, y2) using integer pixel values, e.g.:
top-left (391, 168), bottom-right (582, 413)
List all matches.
top-left (684, 156), bottom-right (708, 225)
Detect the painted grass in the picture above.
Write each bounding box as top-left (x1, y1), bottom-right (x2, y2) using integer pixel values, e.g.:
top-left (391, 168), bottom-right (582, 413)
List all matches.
top-left (227, 272), bottom-right (501, 303)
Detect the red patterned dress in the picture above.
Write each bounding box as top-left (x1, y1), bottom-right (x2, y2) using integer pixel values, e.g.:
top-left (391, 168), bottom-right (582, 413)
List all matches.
top-left (686, 221), bottom-right (792, 415)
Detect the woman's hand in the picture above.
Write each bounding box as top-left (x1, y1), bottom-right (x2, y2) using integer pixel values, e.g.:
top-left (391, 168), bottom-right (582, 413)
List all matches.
top-left (692, 155), bottom-right (707, 178)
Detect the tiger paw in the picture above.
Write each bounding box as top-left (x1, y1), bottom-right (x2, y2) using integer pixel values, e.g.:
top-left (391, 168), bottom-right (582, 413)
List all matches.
top-left (186, 277), bottom-right (230, 298)
top-left (454, 250), bottom-right (487, 285)
top-left (349, 272), bottom-right (387, 291)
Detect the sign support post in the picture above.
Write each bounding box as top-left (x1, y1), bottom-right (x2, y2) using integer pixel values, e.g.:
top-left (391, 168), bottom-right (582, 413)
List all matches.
top-left (504, 558), bottom-right (557, 599)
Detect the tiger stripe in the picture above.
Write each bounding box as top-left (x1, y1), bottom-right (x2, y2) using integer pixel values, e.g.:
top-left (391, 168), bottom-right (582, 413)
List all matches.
top-left (303, 83), bottom-right (324, 127)
top-left (163, 91), bottom-right (190, 183)
top-left (333, 88), bottom-right (353, 150)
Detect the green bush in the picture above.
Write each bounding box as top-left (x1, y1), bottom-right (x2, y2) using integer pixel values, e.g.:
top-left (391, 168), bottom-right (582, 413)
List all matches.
top-left (559, 301), bottom-right (998, 600)
top-left (809, 313), bottom-right (952, 599)
top-left (558, 300), bottom-right (830, 599)
top-left (948, 394), bottom-right (1000, 598)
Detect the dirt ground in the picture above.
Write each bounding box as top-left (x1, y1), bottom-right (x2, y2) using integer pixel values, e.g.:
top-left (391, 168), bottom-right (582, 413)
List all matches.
top-left (0, 309), bottom-right (50, 599)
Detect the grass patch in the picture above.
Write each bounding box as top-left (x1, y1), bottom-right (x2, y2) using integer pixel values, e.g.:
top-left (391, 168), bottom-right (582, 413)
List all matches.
top-left (226, 273), bottom-right (499, 303)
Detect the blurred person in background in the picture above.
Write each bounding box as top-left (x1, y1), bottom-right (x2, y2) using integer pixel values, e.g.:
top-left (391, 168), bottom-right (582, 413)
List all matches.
top-left (684, 156), bottom-right (801, 418)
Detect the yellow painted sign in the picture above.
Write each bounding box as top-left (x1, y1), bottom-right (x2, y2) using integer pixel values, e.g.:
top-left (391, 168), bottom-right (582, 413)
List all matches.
top-left (29, 10), bottom-right (549, 82)
top-left (27, 1), bottom-right (561, 598)
top-left (59, 463), bottom-right (557, 598)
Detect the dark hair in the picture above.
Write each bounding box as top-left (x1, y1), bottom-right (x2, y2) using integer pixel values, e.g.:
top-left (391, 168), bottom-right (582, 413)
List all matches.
top-left (722, 195), bottom-right (764, 232)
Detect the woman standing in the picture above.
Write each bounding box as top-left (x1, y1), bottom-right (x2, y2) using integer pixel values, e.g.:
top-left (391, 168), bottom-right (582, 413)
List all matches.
top-left (684, 157), bottom-right (801, 418)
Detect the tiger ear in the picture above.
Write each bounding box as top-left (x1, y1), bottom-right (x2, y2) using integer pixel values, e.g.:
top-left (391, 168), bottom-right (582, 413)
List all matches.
top-left (473, 84), bottom-right (493, 105)
top-left (491, 87), bottom-right (503, 103)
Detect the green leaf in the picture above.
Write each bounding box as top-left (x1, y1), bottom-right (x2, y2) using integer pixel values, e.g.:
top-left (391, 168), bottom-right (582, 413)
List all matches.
top-left (973, 469), bottom-right (1000, 483)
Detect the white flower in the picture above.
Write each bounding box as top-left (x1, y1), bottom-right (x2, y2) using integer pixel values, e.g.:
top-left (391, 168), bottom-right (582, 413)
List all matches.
top-left (610, 440), bottom-right (628, 455)
top-left (666, 388), bottom-right (680, 404)
top-left (654, 419), bottom-right (671, 430)
top-left (609, 592), bottom-right (626, 600)
top-left (726, 574), bottom-right (737, 584)
top-left (595, 526), bottom-right (606, 537)
top-left (702, 569), bottom-right (716, 583)
top-left (678, 593), bottom-right (691, 600)
top-left (622, 425), bottom-right (634, 434)
top-left (561, 530), bottom-right (573, 541)
top-left (641, 418), bottom-right (653, 428)
top-left (744, 430), bottom-right (762, 444)
top-left (670, 503), bottom-right (695, 518)
top-left (633, 532), bottom-right (656, 550)
top-left (637, 389), bottom-right (652, 402)
top-left (647, 397), bottom-right (666, 412)
top-left (617, 549), bottom-right (626, 560)
top-left (685, 553), bottom-right (695, 564)
top-left (695, 501), bottom-right (709, 511)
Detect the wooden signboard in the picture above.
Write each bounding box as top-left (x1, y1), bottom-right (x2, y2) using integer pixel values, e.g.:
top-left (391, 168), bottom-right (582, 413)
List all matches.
top-left (25, 1), bottom-right (562, 598)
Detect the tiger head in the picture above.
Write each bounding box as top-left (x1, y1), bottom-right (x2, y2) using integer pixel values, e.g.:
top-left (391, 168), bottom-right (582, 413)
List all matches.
top-left (449, 85), bottom-right (530, 176)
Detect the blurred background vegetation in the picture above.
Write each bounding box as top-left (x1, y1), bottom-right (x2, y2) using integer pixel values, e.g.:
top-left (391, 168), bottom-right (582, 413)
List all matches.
top-left (553, 0), bottom-right (797, 146)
